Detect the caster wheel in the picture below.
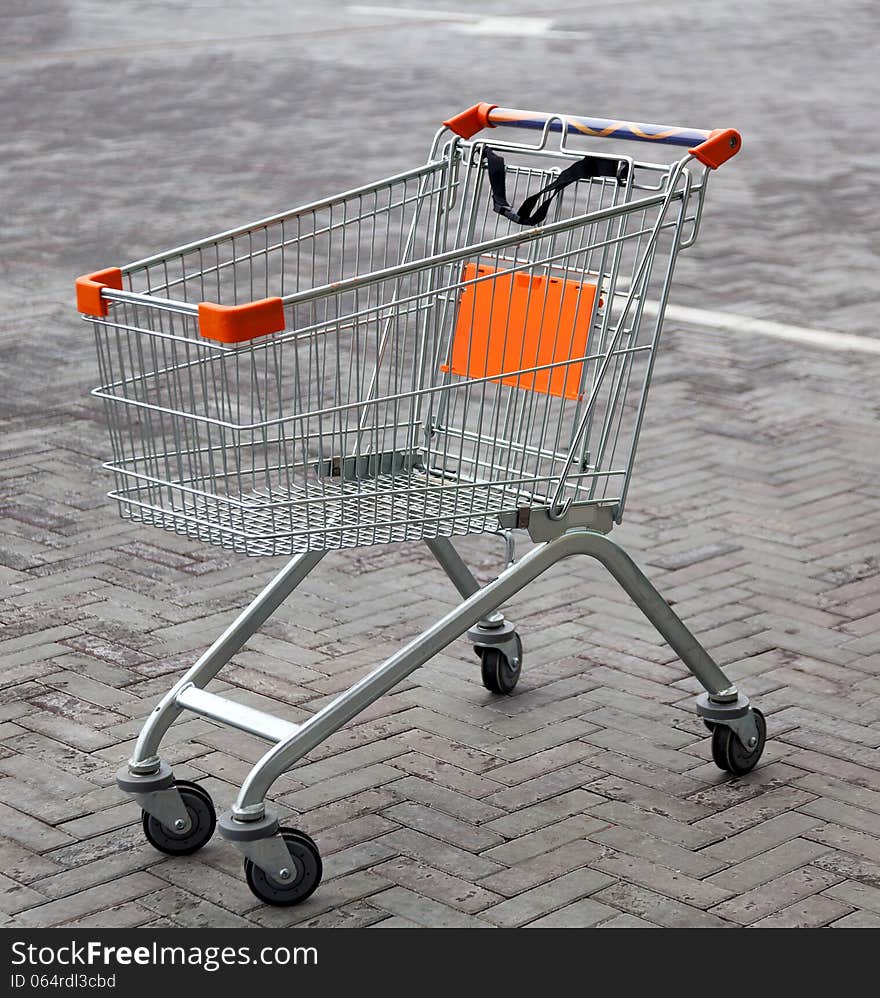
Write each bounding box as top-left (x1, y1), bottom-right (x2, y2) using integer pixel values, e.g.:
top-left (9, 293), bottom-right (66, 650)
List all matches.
top-left (711, 708), bottom-right (766, 776)
top-left (244, 827), bottom-right (323, 907)
top-left (480, 634), bottom-right (523, 695)
top-left (142, 780), bottom-right (216, 856)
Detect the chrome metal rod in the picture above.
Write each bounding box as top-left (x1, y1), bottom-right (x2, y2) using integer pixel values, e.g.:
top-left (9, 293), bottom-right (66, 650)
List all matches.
top-left (232, 530), bottom-right (732, 816)
top-left (128, 549), bottom-right (324, 772)
top-left (425, 535), bottom-right (504, 627)
top-left (176, 685), bottom-right (300, 743)
top-left (424, 536), bottom-right (481, 598)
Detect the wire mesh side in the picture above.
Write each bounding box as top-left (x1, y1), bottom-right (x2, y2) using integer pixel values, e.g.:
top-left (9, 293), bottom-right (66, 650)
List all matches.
top-left (92, 143), bottom-right (699, 555)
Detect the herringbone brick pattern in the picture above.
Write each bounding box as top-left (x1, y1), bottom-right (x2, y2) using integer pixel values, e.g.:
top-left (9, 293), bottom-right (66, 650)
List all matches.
top-left (2, 0), bottom-right (879, 929)
top-left (3, 317), bottom-right (878, 927)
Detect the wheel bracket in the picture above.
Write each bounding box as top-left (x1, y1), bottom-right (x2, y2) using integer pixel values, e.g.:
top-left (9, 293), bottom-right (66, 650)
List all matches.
top-left (467, 618), bottom-right (520, 665)
top-left (696, 692), bottom-right (760, 751)
top-left (218, 809), bottom-right (295, 883)
top-left (117, 762), bottom-right (192, 832)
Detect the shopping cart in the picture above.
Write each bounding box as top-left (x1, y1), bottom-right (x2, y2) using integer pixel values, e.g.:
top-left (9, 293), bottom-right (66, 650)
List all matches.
top-left (78, 103), bottom-right (766, 906)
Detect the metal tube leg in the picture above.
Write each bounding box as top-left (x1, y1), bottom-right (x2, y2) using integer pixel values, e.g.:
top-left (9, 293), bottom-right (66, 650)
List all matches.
top-left (225, 530), bottom-right (756, 826)
top-left (127, 549), bottom-right (325, 774)
top-left (230, 534), bottom-right (587, 819)
top-left (576, 531), bottom-right (735, 699)
top-left (424, 536), bottom-right (504, 626)
top-left (424, 536), bottom-right (519, 671)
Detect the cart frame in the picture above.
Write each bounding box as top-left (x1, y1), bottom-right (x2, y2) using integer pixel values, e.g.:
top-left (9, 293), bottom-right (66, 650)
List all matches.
top-left (79, 104), bottom-right (764, 906)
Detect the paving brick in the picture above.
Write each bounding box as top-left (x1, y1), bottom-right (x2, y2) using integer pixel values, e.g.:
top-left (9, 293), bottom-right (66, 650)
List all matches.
top-left (368, 887), bottom-right (491, 928)
top-left (12, 872), bottom-right (165, 927)
top-left (591, 825), bottom-right (726, 879)
top-left (798, 797), bottom-right (880, 837)
top-left (691, 786), bottom-right (817, 838)
top-left (483, 815), bottom-right (609, 867)
top-left (586, 774), bottom-right (711, 823)
top-left (484, 713), bottom-right (598, 746)
top-left (372, 857), bottom-right (501, 913)
top-left (707, 838), bottom-right (833, 893)
top-left (482, 868), bottom-right (615, 927)
top-left (485, 764), bottom-right (601, 811)
top-left (376, 828), bottom-right (504, 882)
top-left (591, 883), bottom-right (733, 928)
top-left (700, 812), bottom-right (825, 864)
top-left (804, 823), bottom-right (880, 865)
top-left (0, 878), bottom-right (47, 917)
top-left (281, 764), bottom-right (402, 810)
top-left (477, 839), bottom-right (607, 898)
top-left (385, 775), bottom-right (505, 824)
top-left (382, 802), bottom-right (504, 853)
top-left (30, 850), bottom-right (157, 900)
top-left (323, 840), bottom-right (400, 881)
top-left (62, 901), bottom-right (157, 929)
top-left (810, 848), bottom-right (880, 886)
top-left (485, 741), bottom-right (595, 780)
top-left (295, 788), bottom-right (400, 834)
top-left (137, 886), bottom-right (253, 928)
top-left (751, 894), bottom-right (853, 928)
top-left (590, 852), bottom-right (733, 910)
top-left (0, 802), bottom-right (75, 851)
top-left (525, 896), bottom-right (619, 927)
top-left (711, 866), bottom-right (843, 925)
top-left (484, 789), bottom-right (606, 838)
top-left (597, 912), bottom-right (659, 927)
top-left (830, 910), bottom-right (880, 928)
top-left (390, 751), bottom-right (503, 797)
top-left (250, 871), bottom-right (391, 929)
top-left (587, 800), bottom-right (717, 850)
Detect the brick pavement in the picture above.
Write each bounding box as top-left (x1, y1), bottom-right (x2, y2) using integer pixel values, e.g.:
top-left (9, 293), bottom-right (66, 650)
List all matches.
top-left (2, 2), bottom-right (879, 928)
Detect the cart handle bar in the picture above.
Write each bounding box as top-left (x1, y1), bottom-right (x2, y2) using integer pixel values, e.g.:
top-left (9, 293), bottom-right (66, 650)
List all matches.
top-left (443, 103), bottom-right (741, 170)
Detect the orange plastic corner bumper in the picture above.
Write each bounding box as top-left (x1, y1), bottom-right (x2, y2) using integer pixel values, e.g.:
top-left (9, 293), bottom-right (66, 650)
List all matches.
top-left (198, 297), bottom-right (286, 344)
top-left (75, 267), bottom-right (124, 316)
top-left (689, 128), bottom-right (742, 169)
top-left (443, 102), bottom-right (498, 140)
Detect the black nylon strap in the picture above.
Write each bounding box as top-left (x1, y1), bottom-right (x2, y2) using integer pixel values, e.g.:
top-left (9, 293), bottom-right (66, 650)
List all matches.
top-left (484, 147), bottom-right (629, 226)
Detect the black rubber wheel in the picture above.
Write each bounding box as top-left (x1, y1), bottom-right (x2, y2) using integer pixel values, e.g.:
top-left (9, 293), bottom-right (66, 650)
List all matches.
top-left (480, 635), bottom-right (523, 695)
top-left (711, 709), bottom-right (766, 776)
top-left (244, 827), bottom-right (323, 907)
top-left (142, 780), bottom-right (216, 856)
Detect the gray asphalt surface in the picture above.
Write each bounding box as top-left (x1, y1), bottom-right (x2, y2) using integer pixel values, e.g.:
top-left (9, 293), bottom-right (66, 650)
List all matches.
top-left (3, 1), bottom-right (878, 329)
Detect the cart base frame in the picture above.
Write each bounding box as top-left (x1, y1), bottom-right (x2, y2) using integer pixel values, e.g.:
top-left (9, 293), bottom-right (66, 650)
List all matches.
top-left (117, 527), bottom-right (764, 896)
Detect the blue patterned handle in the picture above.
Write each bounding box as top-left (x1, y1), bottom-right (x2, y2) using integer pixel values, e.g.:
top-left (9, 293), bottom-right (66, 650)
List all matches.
top-left (443, 104), bottom-right (741, 168)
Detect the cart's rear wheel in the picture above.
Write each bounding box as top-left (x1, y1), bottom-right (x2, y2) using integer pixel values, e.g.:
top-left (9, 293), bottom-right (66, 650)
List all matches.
top-left (142, 780), bottom-right (216, 856)
top-left (244, 828), bottom-right (322, 907)
top-left (480, 634), bottom-right (522, 695)
top-left (711, 709), bottom-right (766, 776)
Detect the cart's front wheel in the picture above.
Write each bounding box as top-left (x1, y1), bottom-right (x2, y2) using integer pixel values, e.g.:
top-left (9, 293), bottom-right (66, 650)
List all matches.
top-left (244, 828), bottom-right (323, 906)
top-left (480, 635), bottom-right (522, 695)
top-left (711, 709), bottom-right (766, 776)
top-left (142, 780), bottom-right (216, 856)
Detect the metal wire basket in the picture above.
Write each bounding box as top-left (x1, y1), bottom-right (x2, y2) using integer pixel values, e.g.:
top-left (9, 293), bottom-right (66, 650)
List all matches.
top-left (84, 108), bottom-right (721, 556)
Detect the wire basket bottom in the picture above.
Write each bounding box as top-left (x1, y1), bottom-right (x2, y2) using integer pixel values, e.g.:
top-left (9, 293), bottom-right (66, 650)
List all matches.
top-left (111, 471), bottom-right (534, 557)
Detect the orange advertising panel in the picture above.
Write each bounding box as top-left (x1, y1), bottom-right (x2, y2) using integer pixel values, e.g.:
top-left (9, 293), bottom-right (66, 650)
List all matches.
top-left (444, 264), bottom-right (596, 400)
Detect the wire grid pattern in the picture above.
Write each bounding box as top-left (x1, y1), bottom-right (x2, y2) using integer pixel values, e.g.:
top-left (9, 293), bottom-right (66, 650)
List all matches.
top-left (91, 137), bottom-right (703, 555)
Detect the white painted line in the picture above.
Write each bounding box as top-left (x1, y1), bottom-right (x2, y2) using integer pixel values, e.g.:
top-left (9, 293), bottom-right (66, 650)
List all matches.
top-left (661, 303), bottom-right (880, 355)
top-left (348, 4), bottom-right (483, 22)
top-left (458, 16), bottom-right (555, 37)
top-left (348, 5), bottom-right (589, 39)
